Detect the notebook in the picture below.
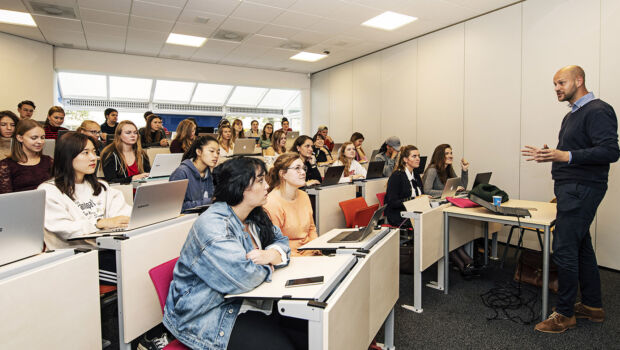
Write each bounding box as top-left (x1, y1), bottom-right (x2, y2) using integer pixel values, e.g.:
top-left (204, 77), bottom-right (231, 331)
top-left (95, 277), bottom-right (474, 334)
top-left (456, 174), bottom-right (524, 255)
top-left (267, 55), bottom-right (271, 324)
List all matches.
top-left (0, 190), bottom-right (45, 266)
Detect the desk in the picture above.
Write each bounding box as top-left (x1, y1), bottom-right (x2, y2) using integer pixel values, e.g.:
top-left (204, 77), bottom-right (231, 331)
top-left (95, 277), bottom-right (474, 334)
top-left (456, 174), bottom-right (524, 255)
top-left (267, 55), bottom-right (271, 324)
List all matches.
top-left (96, 214), bottom-right (198, 350)
top-left (305, 183), bottom-right (356, 234)
top-left (442, 200), bottom-right (556, 321)
top-left (0, 249), bottom-right (101, 349)
top-left (357, 177), bottom-right (389, 206)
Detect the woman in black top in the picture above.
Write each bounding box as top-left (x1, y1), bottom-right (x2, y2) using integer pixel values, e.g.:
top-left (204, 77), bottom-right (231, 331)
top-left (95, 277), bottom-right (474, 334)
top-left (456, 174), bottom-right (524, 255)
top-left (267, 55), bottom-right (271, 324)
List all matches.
top-left (384, 145), bottom-right (423, 228)
top-left (139, 114), bottom-right (169, 148)
top-left (290, 135), bottom-right (322, 186)
top-left (312, 133), bottom-right (334, 165)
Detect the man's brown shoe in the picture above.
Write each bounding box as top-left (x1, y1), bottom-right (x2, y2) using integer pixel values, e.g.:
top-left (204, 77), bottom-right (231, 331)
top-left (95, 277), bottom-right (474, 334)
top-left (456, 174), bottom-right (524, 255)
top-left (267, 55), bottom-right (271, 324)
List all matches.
top-left (534, 312), bottom-right (576, 333)
top-left (574, 302), bottom-right (605, 322)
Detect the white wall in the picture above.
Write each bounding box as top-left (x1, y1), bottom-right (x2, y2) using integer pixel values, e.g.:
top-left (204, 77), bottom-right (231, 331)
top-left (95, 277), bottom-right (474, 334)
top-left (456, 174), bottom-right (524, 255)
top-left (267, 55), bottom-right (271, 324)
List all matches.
top-left (310, 0), bottom-right (620, 267)
top-left (0, 32), bottom-right (54, 121)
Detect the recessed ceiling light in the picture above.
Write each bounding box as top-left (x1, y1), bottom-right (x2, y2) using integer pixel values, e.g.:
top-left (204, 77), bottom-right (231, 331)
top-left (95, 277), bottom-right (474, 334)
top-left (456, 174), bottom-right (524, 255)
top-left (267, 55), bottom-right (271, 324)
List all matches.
top-left (362, 11), bottom-right (417, 31)
top-left (0, 9), bottom-right (37, 27)
top-left (166, 33), bottom-right (207, 47)
top-left (290, 52), bottom-right (328, 62)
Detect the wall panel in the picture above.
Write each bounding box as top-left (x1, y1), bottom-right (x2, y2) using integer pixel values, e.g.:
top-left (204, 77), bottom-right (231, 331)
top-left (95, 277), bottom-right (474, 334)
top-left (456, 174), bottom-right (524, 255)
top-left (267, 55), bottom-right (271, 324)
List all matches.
top-left (329, 64), bottom-right (353, 143)
top-left (352, 54), bottom-right (382, 151)
top-left (311, 71), bottom-right (331, 135)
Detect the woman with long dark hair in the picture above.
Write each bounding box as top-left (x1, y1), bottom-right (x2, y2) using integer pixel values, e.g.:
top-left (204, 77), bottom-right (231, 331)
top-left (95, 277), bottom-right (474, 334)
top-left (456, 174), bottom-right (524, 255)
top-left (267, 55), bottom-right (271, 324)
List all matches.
top-left (350, 132), bottom-right (367, 162)
top-left (139, 114), bottom-right (169, 148)
top-left (312, 132), bottom-right (334, 165)
top-left (384, 145), bottom-right (423, 228)
top-left (0, 110), bottom-right (19, 160)
top-left (290, 135), bottom-right (322, 186)
top-left (101, 120), bottom-right (151, 184)
top-left (170, 119), bottom-right (196, 154)
top-left (38, 132), bottom-right (131, 249)
top-left (43, 106), bottom-right (68, 140)
top-left (169, 135), bottom-right (219, 213)
top-left (232, 118), bottom-right (245, 142)
top-left (263, 129), bottom-right (287, 156)
top-left (259, 123), bottom-right (273, 150)
top-left (164, 157), bottom-right (306, 350)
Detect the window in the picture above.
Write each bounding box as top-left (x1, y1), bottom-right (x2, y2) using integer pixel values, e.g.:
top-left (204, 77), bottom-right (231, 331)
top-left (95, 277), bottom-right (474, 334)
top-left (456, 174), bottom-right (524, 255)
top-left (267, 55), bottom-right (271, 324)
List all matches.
top-left (226, 86), bottom-right (268, 107)
top-left (191, 83), bottom-right (233, 105)
top-left (58, 72), bottom-right (107, 99)
top-left (109, 76), bottom-right (152, 101)
top-left (153, 80), bottom-right (196, 103)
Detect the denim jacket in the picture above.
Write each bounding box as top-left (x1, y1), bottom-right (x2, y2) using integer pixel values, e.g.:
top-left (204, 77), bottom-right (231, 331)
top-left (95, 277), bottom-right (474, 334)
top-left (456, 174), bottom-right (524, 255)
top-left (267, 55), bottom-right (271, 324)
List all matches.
top-left (163, 202), bottom-right (291, 350)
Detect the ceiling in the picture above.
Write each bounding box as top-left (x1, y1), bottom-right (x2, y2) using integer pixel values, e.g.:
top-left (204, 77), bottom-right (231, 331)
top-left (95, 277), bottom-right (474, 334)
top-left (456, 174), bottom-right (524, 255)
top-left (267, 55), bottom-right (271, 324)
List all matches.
top-left (0, 0), bottom-right (518, 74)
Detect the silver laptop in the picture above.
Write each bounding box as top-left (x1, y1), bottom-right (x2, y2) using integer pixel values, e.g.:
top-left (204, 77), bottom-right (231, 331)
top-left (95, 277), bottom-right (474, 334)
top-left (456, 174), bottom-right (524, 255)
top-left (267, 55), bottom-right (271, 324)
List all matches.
top-left (328, 205), bottom-right (386, 243)
top-left (232, 138), bottom-right (260, 156)
top-left (370, 149), bottom-right (380, 161)
top-left (42, 139), bottom-right (55, 157)
top-left (0, 190), bottom-right (45, 266)
top-left (68, 179), bottom-right (188, 239)
top-left (431, 177), bottom-right (461, 200)
top-left (147, 153), bottom-right (183, 178)
top-left (287, 131), bottom-right (300, 140)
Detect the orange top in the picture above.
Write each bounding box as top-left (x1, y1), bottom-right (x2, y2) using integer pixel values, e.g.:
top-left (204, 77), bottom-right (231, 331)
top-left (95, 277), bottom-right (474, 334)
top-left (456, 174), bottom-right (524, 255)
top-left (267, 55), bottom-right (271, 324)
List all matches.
top-left (263, 188), bottom-right (320, 256)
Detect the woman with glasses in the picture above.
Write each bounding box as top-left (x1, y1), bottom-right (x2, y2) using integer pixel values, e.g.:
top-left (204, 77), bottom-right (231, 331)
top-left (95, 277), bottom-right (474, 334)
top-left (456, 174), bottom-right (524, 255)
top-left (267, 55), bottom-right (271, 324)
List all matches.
top-left (259, 123), bottom-right (273, 150)
top-left (77, 120), bottom-right (104, 154)
top-left (265, 153), bottom-right (319, 256)
top-left (101, 120), bottom-right (151, 184)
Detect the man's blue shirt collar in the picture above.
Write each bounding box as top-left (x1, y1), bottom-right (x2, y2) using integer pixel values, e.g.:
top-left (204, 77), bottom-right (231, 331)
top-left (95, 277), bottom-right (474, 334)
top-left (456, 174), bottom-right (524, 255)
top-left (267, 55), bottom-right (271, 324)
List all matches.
top-left (571, 92), bottom-right (595, 113)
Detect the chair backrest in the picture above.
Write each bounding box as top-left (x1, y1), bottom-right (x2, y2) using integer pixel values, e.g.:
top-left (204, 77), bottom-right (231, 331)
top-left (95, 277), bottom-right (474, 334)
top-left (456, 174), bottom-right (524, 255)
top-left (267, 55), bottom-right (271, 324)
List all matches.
top-left (353, 203), bottom-right (380, 227)
top-left (376, 192), bottom-right (386, 206)
top-left (148, 257), bottom-right (179, 312)
top-left (339, 197), bottom-right (368, 228)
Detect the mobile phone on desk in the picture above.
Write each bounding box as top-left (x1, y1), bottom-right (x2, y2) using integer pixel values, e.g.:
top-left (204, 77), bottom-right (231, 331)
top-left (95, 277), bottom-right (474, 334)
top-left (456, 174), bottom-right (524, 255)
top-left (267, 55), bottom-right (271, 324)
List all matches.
top-left (285, 276), bottom-right (324, 288)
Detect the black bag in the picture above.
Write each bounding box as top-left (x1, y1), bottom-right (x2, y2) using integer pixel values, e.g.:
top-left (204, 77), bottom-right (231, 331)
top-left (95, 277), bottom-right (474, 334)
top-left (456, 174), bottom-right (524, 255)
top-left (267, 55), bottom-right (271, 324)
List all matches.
top-left (470, 184), bottom-right (509, 203)
top-left (513, 249), bottom-right (558, 293)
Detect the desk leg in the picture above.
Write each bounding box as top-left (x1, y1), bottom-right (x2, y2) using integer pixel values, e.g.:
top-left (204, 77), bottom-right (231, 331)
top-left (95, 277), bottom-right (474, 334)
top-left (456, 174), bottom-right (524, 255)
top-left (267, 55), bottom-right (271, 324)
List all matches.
top-left (483, 222), bottom-right (489, 266)
top-left (383, 308), bottom-right (395, 350)
top-left (403, 217), bottom-right (424, 312)
top-left (443, 213), bottom-right (449, 295)
top-left (542, 225), bottom-right (550, 321)
top-left (115, 251), bottom-right (131, 350)
top-left (491, 231), bottom-right (499, 260)
top-left (314, 194), bottom-right (321, 235)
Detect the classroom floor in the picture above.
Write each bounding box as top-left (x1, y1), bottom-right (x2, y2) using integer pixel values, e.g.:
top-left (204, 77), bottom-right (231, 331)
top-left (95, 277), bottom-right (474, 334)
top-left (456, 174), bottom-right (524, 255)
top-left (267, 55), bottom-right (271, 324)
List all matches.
top-left (387, 246), bottom-right (620, 349)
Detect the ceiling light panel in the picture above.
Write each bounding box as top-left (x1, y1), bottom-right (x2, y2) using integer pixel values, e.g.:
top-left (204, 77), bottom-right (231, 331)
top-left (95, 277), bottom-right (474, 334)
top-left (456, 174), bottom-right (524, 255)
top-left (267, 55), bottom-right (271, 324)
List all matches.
top-left (109, 76), bottom-right (153, 101)
top-left (166, 32), bottom-right (207, 47)
top-left (58, 72), bottom-right (107, 99)
top-left (227, 86), bottom-right (268, 107)
top-left (191, 83), bottom-right (234, 105)
top-left (0, 9), bottom-right (36, 27)
top-left (258, 89), bottom-right (298, 109)
top-left (361, 11), bottom-right (417, 31)
top-left (290, 51), bottom-right (327, 62)
top-left (153, 80), bottom-right (196, 103)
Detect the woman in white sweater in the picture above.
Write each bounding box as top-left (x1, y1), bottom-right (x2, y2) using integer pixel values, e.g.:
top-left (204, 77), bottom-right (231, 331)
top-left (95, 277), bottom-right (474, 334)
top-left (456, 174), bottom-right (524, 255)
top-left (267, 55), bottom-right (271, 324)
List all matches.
top-left (38, 132), bottom-right (131, 249)
top-left (333, 141), bottom-right (367, 183)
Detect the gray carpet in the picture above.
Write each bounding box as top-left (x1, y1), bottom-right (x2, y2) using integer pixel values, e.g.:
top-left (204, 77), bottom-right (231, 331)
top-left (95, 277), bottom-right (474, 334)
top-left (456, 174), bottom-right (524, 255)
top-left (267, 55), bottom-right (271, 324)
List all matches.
top-left (387, 247), bottom-right (620, 349)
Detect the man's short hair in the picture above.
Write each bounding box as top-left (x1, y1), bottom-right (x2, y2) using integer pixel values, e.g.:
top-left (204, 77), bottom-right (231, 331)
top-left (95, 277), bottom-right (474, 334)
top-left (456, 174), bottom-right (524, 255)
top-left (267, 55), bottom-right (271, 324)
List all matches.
top-left (104, 108), bottom-right (118, 117)
top-left (144, 111), bottom-right (154, 119)
top-left (18, 100), bottom-right (35, 109)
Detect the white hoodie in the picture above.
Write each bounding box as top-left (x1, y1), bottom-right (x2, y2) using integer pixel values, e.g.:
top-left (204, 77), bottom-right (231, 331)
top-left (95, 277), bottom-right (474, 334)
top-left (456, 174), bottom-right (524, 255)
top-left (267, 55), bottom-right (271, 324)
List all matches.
top-left (38, 180), bottom-right (132, 249)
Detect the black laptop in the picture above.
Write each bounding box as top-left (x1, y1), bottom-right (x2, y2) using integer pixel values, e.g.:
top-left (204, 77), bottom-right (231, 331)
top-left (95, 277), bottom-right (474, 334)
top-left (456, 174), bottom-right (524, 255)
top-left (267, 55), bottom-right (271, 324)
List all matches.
top-left (472, 172), bottom-right (492, 189)
top-left (327, 205), bottom-right (387, 243)
top-left (305, 165), bottom-right (344, 189)
top-left (469, 193), bottom-right (531, 217)
top-left (365, 160), bottom-right (386, 179)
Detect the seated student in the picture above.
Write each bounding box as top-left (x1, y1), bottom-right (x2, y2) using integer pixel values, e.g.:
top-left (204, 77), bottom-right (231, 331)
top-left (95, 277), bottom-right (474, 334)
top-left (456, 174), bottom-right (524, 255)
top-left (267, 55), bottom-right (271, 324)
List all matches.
top-left (170, 119), bottom-right (196, 154)
top-left (350, 132), bottom-right (367, 162)
top-left (375, 136), bottom-right (401, 177)
top-left (101, 120), bottom-right (151, 184)
top-left (38, 132), bottom-right (131, 249)
top-left (245, 120), bottom-right (260, 138)
top-left (423, 143), bottom-right (476, 277)
top-left (259, 123), bottom-right (273, 150)
top-left (0, 110), bottom-right (19, 161)
top-left (316, 125), bottom-right (334, 152)
top-left (163, 157), bottom-right (305, 350)
top-left (312, 132), bottom-right (334, 165)
top-left (43, 106), bottom-right (68, 140)
top-left (232, 118), bottom-right (245, 142)
top-left (140, 114), bottom-right (169, 148)
top-left (100, 108), bottom-right (118, 141)
top-left (289, 135), bottom-right (321, 186)
top-left (17, 100), bottom-right (35, 120)
top-left (276, 117), bottom-right (292, 134)
top-left (333, 141), bottom-right (367, 183)
top-left (422, 143), bottom-right (469, 197)
top-left (77, 120), bottom-right (104, 154)
top-left (384, 145), bottom-right (423, 228)
top-left (217, 124), bottom-right (234, 159)
top-left (263, 129), bottom-right (286, 157)
top-left (264, 153), bottom-right (320, 256)
top-left (169, 136), bottom-right (219, 213)
top-left (0, 119), bottom-right (52, 193)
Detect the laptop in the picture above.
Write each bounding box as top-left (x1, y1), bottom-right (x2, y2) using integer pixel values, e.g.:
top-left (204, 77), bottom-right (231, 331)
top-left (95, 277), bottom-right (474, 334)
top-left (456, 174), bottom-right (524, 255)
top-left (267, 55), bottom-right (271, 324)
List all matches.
top-left (414, 156), bottom-right (427, 175)
top-left (231, 138), bottom-right (260, 156)
top-left (68, 179), bottom-right (189, 239)
top-left (57, 129), bottom-right (71, 141)
top-left (0, 190), bottom-right (45, 266)
top-left (328, 205), bottom-right (386, 243)
top-left (365, 160), bottom-right (386, 179)
top-left (472, 172), bottom-right (492, 189)
top-left (469, 193), bottom-right (531, 217)
top-left (430, 177), bottom-right (461, 200)
top-left (370, 149), bottom-right (380, 161)
top-left (145, 153), bottom-right (183, 179)
top-left (287, 131), bottom-right (300, 140)
top-left (42, 139), bottom-right (55, 157)
top-left (305, 166), bottom-right (344, 189)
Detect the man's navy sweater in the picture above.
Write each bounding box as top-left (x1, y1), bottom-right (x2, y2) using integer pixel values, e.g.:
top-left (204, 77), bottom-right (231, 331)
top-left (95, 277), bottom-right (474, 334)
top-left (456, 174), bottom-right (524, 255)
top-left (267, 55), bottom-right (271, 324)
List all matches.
top-left (552, 99), bottom-right (620, 187)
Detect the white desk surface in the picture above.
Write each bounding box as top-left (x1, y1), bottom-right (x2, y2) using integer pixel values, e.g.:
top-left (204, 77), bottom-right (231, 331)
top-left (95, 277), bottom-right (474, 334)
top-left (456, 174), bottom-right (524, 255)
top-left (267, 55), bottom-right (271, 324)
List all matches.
top-left (443, 199), bottom-right (556, 226)
top-left (298, 227), bottom-right (390, 250)
top-left (227, 255), bottom-right (356, 300)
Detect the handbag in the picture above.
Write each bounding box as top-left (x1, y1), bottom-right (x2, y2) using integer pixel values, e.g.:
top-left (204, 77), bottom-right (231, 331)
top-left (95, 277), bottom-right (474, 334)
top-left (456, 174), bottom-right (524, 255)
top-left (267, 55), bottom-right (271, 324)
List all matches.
top-left (513, 249), bottom-right (558, 293)
top-left (470, 184), bottom-right (509, 203)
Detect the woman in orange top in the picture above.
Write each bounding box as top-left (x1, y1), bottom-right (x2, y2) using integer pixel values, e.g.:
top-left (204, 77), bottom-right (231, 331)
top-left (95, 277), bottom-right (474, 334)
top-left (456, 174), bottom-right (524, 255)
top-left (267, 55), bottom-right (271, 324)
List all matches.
top-left (264, 153), bottom-right (319, 256)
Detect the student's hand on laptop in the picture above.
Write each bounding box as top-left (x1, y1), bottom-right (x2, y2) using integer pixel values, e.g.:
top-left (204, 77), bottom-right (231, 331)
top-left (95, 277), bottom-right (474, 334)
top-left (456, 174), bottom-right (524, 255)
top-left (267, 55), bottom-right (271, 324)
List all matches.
top-left (96, 216), bottom-right (130, 229)
top-left (305, 180), bottom-right (320, 187)
top-left (160, 139), bottom-right (169, 147)
top-left (456, 186), bottom-right (465, 192)
top-left (132, 173), bottom-right (149, 180)
top-left (460, 158), bottom-right (469, 171)
top-left (246, 248), bottom-right (282, 266)
top-left (351, 174), bottom-right (364, 180)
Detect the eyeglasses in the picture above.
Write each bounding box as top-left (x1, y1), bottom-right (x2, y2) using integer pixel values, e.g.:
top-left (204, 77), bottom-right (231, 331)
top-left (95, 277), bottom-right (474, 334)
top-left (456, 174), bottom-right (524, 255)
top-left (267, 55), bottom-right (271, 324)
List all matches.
top-left (85, 130), bottom-right (101, 135)
top-left (287, 165), bottom-right (307, 173)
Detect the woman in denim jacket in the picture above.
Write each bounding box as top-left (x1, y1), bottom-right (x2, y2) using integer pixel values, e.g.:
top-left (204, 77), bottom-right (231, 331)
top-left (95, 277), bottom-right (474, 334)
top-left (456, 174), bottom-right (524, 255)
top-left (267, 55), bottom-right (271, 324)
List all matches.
top-left (164, 157), bottom-right (303, 350)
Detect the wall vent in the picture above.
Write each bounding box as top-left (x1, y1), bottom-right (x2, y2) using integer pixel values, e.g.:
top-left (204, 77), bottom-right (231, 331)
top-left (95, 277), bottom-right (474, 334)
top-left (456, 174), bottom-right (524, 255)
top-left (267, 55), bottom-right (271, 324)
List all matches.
top-left (154, 103), bottom-right (223, 112)
top-left (228, 107), bottom-right (283, 115)
top-left (63, 99), bottom-right (149, 109)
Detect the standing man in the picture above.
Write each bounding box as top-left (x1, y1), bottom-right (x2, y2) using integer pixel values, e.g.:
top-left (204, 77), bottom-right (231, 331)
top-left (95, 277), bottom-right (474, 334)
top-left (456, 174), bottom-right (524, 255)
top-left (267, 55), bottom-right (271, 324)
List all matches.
top-left (17, 100), bottom-right (35, 120)
top-left (522, 65), bottom-right (619, 333)
top-left (100, 108), bottom-right (118, 141)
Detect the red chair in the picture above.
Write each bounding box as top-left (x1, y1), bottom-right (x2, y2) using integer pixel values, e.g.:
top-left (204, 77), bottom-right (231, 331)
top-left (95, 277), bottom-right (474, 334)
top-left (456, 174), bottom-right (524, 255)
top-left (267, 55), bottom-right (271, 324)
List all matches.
top-left (339, 197), bottom-right (369, 228)
top-left (376, 192), bottom-right (386, 206)
top-left (148, 257), bottom-right (189, 350)
top-left (353, 204), bottom-right (380, 227)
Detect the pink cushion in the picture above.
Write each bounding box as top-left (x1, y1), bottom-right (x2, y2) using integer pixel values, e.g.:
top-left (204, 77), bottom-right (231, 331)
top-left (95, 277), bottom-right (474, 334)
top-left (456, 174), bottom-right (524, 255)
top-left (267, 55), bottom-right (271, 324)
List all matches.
top-left (446, 197), bottom-right (479, 208)
top-left (164, 339), bottom-right (189, 350)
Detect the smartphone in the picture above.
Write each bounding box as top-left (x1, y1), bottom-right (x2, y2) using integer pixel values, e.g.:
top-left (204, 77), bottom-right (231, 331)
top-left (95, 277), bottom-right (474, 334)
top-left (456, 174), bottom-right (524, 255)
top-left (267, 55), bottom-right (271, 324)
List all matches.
top-left (285, 276), bottom-right (324, 288)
